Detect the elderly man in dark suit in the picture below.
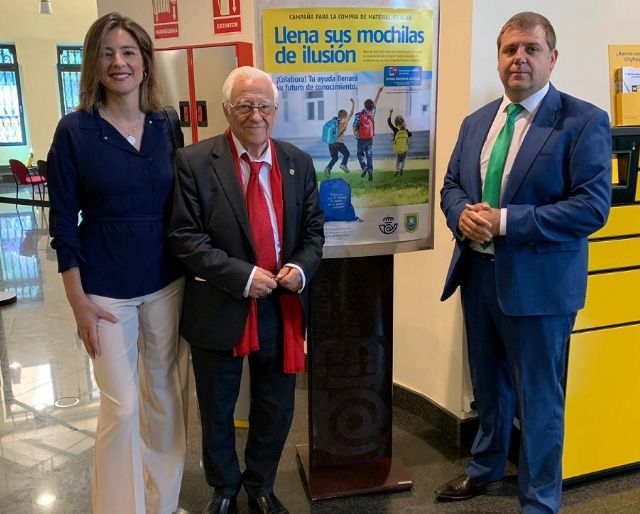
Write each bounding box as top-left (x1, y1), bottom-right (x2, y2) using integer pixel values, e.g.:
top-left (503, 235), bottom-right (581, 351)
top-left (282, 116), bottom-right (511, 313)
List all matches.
top-left (168, 66), bottom-right (324, 514)
top-left (438, 12), bottom-right (611, 514)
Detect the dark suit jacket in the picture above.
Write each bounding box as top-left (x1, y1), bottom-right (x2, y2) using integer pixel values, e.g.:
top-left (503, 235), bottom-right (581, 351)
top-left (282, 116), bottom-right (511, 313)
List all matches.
top-left (440, 84), bottom-right (612, 316)
top-left (168, 134), bottom-right (325, 351)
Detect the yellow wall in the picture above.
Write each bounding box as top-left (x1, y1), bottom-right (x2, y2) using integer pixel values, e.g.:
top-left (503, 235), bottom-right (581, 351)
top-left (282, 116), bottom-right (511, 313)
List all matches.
top-left (0, 0), bottom-right (97, 164)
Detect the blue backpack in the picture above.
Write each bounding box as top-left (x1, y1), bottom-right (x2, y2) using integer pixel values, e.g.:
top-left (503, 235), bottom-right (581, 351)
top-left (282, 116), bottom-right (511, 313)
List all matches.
top-left (321, 117), bottom-right (339, 144)
top-left (319, 178), bottom-right (359, 221)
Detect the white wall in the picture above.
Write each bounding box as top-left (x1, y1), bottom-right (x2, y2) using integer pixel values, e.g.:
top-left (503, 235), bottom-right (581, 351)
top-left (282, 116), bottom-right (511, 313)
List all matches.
top-left (394, 0), bottom-right (640, 420)
top-left (95, 0), bottom-right (476, 419)
top-left (96, 0), bottom-right (256, 49)
top-left (0, 0), bottom-right (97, 165)
top-left (469, 0), bottom-right (637, 112)
top-left (90, 0), bottom-right (639, 421)
top-left (393, 0), bottom-right (474, 418)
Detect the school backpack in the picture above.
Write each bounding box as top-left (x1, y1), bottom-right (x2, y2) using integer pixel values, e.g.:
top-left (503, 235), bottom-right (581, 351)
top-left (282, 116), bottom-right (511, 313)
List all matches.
top-left (354, 110), bottom-right (374, 139)
top-left (321, 117), bottom-right (339, 144)
top-left (394, 128), bottom-right (409, 154)
top-left (318, 178), bottom-right (359, 222)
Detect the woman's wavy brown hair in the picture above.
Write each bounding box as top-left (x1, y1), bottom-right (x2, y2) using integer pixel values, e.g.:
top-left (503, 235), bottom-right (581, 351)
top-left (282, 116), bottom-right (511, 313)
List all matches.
top-left (77, 12), bottom-right (162, 113)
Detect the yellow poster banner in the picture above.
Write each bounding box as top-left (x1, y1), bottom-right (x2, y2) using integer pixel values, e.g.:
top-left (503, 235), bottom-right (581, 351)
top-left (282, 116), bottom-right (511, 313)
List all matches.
top-left (263, 8), bottom-right (433, 73)
top-left (261, 5), bottom-right (437, 253)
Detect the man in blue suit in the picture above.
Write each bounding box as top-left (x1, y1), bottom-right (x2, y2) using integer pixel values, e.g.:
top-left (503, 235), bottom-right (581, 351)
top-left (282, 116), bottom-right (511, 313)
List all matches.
top-left (437, 12), bottom-right (611, 514)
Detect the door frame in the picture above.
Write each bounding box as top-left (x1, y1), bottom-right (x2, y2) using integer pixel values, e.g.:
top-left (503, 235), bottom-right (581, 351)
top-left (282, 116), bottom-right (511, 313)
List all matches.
top-left (155, 42), bottom-right (253, 143)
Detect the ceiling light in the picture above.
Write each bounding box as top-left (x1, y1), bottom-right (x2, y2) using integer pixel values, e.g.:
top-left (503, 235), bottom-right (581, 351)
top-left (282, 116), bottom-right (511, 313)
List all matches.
top-left (9, 362), bottom-right (21, 384)
top-left (36, 492), bottom-right (56, 507)
top-left (54, 396), bottom-right (80, 408)
top-left (39, 0), bottom-right (52, 15)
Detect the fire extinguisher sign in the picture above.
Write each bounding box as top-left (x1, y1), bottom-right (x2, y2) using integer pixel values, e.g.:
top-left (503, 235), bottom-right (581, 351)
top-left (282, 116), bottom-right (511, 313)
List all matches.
top-left (213, 0), bottom-right (242, 34)
top-left (152, 0), bottom-right (179, 39)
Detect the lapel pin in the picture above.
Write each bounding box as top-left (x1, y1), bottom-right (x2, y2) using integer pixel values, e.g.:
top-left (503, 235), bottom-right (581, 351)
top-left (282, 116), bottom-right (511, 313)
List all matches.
top-left (289, 169), bottom-right (295, 175)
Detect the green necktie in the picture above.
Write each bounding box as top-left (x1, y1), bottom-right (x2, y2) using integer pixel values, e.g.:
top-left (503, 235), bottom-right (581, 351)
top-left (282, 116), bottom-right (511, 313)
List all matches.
top-left (481, 103), bottom-right (524, 248)
top-left (482, 103), bottom-right (524, 207)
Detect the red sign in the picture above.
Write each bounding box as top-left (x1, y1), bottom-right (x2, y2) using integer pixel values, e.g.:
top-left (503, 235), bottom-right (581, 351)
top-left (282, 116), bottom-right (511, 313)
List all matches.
top-left (153, 0), bottom-right (180, 39)
top-left (213, 0), bottom-right (242, 35)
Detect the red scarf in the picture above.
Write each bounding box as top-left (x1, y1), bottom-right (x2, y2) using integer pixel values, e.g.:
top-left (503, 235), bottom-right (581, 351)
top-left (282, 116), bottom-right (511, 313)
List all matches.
top-left (227, 129), bottom-right (305, 373)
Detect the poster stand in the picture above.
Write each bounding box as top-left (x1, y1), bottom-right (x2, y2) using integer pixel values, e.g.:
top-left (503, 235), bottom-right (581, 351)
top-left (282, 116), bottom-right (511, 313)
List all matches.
top-left (296, 255), bottom-right (413, 500)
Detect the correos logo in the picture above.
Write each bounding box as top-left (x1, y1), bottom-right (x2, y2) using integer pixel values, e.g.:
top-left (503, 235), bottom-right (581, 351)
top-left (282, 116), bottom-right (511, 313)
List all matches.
top-left (379, 216), bottom-right (398, 234)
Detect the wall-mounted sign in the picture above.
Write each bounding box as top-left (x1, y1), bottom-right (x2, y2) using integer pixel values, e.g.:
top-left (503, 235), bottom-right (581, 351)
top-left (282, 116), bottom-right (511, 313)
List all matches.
top-left (179, 100), bottom-right (191, 127)
top-left (152, 0), bottom-right (179, 39)
top-left (196, 101), bottom-right (208, 127)
top-left (213, 0), bottom-right (242, 35)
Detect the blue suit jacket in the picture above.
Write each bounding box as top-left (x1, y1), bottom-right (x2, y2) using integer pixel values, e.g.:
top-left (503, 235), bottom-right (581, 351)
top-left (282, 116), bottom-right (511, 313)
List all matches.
top-left (440, 84), bottom-right (612, 316)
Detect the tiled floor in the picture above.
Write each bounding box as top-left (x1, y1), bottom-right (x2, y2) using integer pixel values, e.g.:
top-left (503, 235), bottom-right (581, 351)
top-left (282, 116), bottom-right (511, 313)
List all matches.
top-left (0, 200), bottom-right (639, 513)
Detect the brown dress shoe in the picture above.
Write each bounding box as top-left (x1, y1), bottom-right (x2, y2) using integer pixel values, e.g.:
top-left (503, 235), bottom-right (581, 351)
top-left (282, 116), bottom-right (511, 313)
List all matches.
top-left (203, 492), bottom-right (238, 514)
top-left (248, 493), bottom-right (289, 514)
top-left (435, 473), bottom-right (502, 501)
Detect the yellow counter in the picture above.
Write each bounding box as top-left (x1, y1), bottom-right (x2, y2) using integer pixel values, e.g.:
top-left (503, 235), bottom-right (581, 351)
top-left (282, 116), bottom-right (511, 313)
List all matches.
top-left (563, 127), bottom-right (640, 480)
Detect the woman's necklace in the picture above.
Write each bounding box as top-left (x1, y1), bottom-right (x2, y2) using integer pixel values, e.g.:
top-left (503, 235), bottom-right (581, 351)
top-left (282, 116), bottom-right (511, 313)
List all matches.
top-left (100, 110), bottom-right (144, 146)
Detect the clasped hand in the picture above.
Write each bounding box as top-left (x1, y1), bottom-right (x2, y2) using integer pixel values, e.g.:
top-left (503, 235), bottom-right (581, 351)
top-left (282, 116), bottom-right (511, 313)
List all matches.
top-left (458, 203), bottom-right (501, 243)
top-left (248, 265), bottom-right (302, 299)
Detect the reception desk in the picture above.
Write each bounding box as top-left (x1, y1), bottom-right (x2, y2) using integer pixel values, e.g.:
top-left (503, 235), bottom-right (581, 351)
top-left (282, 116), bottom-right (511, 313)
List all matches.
top-left (563, 127), bottom-right (640, 481)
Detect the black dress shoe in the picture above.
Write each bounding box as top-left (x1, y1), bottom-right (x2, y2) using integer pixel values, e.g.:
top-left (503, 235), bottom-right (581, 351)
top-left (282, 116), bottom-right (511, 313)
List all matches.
top-left (203, 492), bottom-right (237, 514)
top-left (435, 473), bottom-right (502, 501)
top-left (248, 493), bottom-right (289, 514)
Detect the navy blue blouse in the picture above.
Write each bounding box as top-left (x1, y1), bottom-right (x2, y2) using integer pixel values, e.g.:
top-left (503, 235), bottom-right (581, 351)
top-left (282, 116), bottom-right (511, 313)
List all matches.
top-left (48, 109), bottom-right (182, 299)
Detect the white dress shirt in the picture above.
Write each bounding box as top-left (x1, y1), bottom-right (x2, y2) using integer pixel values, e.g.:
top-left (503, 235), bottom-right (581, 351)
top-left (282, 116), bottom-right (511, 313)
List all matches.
top-left (471, 82), bottom-right (549, 253)
top-left (229, 133), bottom-right (306, 295)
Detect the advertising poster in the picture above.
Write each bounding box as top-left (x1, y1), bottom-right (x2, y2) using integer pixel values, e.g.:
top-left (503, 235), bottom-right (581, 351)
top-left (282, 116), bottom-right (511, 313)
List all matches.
top-left (608, 45), bottom-right (640, 126)
top-left (152, 0), bottom-right (179, 39)
top-left (261, 2), bottom-right (437, 256)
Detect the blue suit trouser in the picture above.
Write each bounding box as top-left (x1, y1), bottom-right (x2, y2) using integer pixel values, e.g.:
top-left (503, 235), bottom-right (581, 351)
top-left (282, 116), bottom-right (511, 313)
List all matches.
top-left (460, 251), bottom-right (576, 514)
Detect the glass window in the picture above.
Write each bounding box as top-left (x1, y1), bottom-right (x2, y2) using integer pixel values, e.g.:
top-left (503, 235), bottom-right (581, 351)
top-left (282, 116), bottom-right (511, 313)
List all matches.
top-left (305, 91), bottom-right (324, 121)
top-left (57, 46), bottom-right (83, 115)
top-left (306, 101), bottom-right (315, 120)
top-left (281, 89), bottom-right (289, 122)
top-left (0, 45), bottom-right (27, 146)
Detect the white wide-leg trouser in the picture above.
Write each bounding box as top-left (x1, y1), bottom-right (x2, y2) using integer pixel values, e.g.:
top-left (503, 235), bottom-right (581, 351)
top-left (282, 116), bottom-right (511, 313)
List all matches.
top-left (89, 277), bottom-right (189, 514)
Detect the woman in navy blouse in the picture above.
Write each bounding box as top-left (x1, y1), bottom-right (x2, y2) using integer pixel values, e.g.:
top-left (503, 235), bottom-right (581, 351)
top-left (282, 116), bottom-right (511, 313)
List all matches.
top-left (47, 13), bottom-right (187, 514)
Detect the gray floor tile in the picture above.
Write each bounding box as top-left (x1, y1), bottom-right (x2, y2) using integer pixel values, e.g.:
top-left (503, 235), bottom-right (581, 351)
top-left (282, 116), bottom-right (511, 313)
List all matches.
top-left (0, 202), bottom-right (638, 513)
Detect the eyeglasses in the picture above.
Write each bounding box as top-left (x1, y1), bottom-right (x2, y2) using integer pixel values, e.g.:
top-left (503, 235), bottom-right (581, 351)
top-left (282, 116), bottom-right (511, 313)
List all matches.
top-left (229, 103), bottom-right (277, 115)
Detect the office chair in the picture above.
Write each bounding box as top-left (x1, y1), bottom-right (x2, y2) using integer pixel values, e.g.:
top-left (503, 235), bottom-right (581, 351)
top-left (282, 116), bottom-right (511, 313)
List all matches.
top-left (36, 159), bottom-right (48, 179)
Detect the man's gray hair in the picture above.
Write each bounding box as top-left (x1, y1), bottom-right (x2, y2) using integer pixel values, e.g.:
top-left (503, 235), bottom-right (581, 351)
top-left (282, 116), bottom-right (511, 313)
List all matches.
top-left (222, 66), bottom-right (279, 109)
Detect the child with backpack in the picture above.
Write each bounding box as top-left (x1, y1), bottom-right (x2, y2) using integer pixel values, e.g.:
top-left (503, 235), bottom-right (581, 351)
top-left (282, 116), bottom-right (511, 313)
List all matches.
top-left (322, 98), bottom-right (355, 177)
top-left (353, 86), bottom-right (383, 181)
top-left (387, 108), bottom-right (412, 176)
